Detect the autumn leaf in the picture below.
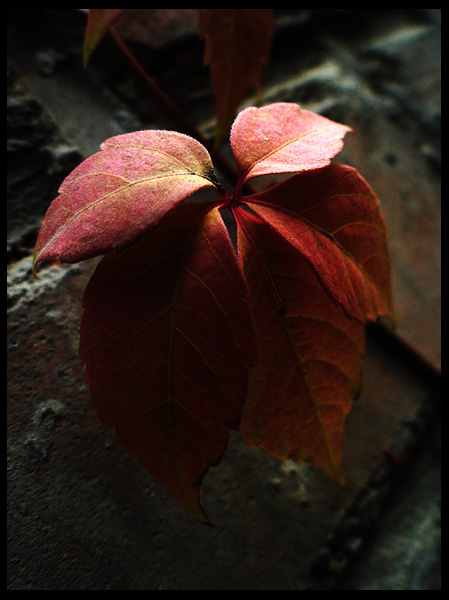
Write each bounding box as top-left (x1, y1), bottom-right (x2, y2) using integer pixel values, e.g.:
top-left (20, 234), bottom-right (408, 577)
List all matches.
top-left (230, 161), bottom-right (393, 481)
top-left (234, 205), bottom-right (366, 482)
top-left (33, 102), bottom-right (394, 522)
top-left (79, 202), bottom-right (257, 523)
top-left (33, 130), bottom-right (219, 272)
top-left (231, 103), bottom-right (352, 193)
top-left (243, 166), bottom-right (394, 324)
top-left (199, 9), bottom-right (274, 145)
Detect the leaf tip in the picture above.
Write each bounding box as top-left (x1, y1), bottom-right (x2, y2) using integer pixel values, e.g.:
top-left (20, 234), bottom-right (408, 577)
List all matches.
top-left (333, 467), bottom-right (346, 487)
top-left (318, 456), bottom-right (346, 487)
top-left (31, 250), bottom-right (41, 280)
top-left (82, 47), bottom-right (91, 70)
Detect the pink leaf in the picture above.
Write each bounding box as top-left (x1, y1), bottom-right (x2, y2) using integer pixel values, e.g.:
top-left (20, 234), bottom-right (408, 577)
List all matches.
top-left (33, 130), bottom-right (219, 271)
top-left (230, 103), bottom-right (351, 192)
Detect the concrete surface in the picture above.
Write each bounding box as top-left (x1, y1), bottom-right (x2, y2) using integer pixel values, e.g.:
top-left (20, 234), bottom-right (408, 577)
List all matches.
top-left (7, 9), bottom-right (440, 590)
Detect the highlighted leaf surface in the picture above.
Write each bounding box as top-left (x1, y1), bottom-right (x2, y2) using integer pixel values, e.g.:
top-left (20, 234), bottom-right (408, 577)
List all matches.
top-left (231, 103), bottom-right (351, 191)
top-left (33, 130), bottom-right (218, 269)
top-left (79, 203), bottom-right (257, 523)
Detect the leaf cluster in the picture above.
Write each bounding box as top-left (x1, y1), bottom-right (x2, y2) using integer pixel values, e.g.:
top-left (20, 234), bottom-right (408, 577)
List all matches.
top-left (33, 103), bottom-right (394, 523)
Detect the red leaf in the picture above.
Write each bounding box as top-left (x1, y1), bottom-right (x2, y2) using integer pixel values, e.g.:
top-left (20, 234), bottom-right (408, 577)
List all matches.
top-left (199, 9), bottom-right (274, 144)
top-left (230, 103), bottom-right (351, 192)
top-left (33, 102), bottom-right (395, 521)
top-left (235, 205), bottom-right (366, 482)
top-left (79, 202), bottom-right (257, 523)
top-left (33, 130), bottom-right (219, 272)
top-left (244, 165), bottom-right (394, 325)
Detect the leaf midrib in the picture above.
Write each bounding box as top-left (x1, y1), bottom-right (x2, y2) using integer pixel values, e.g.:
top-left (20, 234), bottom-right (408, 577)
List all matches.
top-left (237, 208), bottom-right (343, 479)
top-left (36, 171), bottom-right (211, 259)
top-left (242, 124), bottom-right (328, 183)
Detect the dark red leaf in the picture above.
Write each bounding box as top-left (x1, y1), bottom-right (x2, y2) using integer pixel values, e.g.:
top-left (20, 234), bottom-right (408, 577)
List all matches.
top-left (235, 205), bottom-right (366, 482)
top-left (79, 202), bottom-right (257, 523)
top-left (244, 165), bottom-right (394, 325)
top-left (199, 9), bottom-right (274, 144)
